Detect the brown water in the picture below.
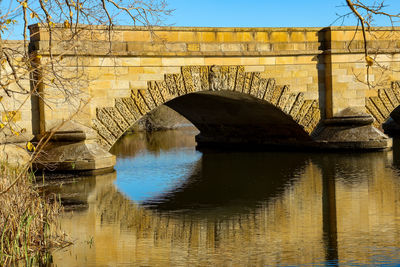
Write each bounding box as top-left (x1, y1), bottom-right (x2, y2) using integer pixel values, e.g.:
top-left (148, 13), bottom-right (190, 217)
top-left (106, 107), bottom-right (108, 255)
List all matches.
top-left (49, 128), bottom-right (400, 266)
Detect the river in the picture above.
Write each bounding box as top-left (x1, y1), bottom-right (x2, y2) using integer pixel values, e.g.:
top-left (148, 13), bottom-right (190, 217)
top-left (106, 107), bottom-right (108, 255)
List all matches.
top-left (47, 127), bottom-right (400, 266)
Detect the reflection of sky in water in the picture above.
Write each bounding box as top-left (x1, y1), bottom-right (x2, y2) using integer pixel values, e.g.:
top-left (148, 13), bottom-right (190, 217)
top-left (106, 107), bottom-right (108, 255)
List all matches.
top-left (114, 148), bottom-right (202, 203)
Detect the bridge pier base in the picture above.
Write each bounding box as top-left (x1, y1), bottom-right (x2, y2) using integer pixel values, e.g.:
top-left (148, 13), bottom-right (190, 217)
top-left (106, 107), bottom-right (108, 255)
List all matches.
top-left (34, 121), bottom-right (116, 173)
top-left (313, 108), bottom-right (392, 151)
top-left (195, 108), bottom-right (392, 151)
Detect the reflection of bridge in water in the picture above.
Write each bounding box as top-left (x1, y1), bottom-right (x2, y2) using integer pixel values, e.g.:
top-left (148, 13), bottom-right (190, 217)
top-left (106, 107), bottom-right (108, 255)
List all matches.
top-left (52, 145), bottom-right (400, 266)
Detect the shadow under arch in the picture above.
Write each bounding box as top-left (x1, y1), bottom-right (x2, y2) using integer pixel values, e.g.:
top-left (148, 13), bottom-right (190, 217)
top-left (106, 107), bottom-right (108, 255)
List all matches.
top-left (165, 91), bottom-right (312, 148)
top-left (92, 65), bottom-right (321, 151)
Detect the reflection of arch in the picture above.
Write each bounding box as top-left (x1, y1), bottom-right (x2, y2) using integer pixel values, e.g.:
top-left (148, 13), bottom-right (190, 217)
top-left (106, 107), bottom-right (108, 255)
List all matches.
top-left (142, 151), bottom-right (310, 212)
top-left (92, 65), bottom-right (321, 150)
top-left (365, 81), bottom-right (400, 128)
top-left (54, 155), bottom-right (327, 266)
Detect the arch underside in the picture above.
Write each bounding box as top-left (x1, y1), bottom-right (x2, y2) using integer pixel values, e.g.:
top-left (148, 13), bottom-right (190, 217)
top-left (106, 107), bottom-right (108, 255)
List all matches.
top-left (366, 81), bottom-right (400, 128)
top-left (165, 91), bottom-right (312, 146)
top-left (92, 65), bottom-right (321, 150)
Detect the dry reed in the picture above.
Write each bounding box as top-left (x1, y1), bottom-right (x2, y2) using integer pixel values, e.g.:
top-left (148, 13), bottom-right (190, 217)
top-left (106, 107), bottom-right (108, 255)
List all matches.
top-left (0, 162), bottom-right (69, 266)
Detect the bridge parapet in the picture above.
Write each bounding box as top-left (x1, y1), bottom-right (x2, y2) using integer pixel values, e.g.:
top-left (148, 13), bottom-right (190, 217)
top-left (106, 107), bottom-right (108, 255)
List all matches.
top-left (28, 24), bottom-right (325, 57)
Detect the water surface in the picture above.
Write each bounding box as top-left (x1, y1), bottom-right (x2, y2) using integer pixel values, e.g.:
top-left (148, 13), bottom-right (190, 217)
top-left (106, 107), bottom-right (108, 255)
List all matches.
top-left (51, 129), bottom-right (400, 266)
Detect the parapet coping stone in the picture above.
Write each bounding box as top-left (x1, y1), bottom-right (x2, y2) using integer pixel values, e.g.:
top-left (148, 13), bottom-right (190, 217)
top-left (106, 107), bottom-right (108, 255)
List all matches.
top-left (28, 24), bottom-right (400, 33)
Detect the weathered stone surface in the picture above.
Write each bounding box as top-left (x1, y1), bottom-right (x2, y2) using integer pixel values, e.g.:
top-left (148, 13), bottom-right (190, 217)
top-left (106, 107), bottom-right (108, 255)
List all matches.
top-left (378, 89), bottom-right (394, 111)
top-left (256, 78), bottom-right (268, 99)
top-left (385, 87), bottom-right (399, 107)
top-left (283, 93), bottom-right (298, 114)
top-left (299, 100), bottom-right (318, 130)
top-left (92, 119), bottom-right (114, 147)
top-left (36, 140), bottom-right (116, 171)
top-left (165, 74), bottom-right (178, 95)
top-left (191, 66), bottom-right (202, 91)
top-left (365, 98), bottom-right (385, 127)
top-left (174, 73), bottom-right (186, 96)
top-left (277, 85), bottom-right (290, 110)
top-left (365, 81), bottom-right (400, 131)
top-left (96, 108), bottom-right (122, 138)
top-left (370, 96), bottom-right (390, 118)
top-left (392, 81), bottom-right (400, 103)
top-left (235, 66), bottom-right (245, 91)
top-left (289, 93), bottom-right (305, 118)
top-left (129, 105), bottom-right (191, 132)
top-left (182, 66), bottom-right (194, 93)
top-left (263, 78), bottom-right (276, 102)
top-left (34, 120), bottom-right (116, 171)
top-left (295, 100), bottom-right (313, 122)
top-left (131, 89), bottom-right (150, 115)
top-left (220, 66), bottom-right (230, 89)
top-left (0, 143), bottom-right (31, 167)
top-left (96, 134), bottom-right (112, 150)
top-left (209, 65), bottom-right (229, 91)
top-left (227, 66), bottom-right (237, 90)
top-left (313, 108), bottom-right (391, 150)
top-left (305, 105), bottom-right (321, 134)
top-left (200, 66), bottom-right (210, 90)
top-left (115, 98), bottom-right (136, 125)
top-left (47, 121), bottom-right (97, 141)
top-left (157, 80), bottom-right (175, 102)
top-left (148, 81), bottom-right (165, 106)
top-left (249, 72), bottom-right (261, 97)
top-left (0, 132), bottom-right (34, 146)
top-left (209, 65), bottom-right (220, 91)
top-left (270, 85), bottom-right (285, 106)
top-left (103, 107), bottom-right (130, 132)
top-left (243, 72), bottom-right (253, 94)
top-left (121, 97), bottom-right (141, 119)
top-left (139, 89), bottom-right (157, 110)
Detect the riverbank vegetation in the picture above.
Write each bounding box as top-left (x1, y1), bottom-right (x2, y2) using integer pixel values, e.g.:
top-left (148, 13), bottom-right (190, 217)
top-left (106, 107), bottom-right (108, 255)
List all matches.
top-left (0, 163), bottom-right (69, 266)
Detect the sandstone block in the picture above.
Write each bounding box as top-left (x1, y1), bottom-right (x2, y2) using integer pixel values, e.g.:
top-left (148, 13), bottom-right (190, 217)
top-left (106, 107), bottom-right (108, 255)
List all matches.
top-left (140, 57), bottom-right (162, 66)
top-left (270, 32), bottom-right (289, 43)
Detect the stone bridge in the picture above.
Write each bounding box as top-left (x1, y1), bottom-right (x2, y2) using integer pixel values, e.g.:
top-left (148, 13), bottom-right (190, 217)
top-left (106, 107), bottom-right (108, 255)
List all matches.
top-left (4, 25), bottom-right (400, 171)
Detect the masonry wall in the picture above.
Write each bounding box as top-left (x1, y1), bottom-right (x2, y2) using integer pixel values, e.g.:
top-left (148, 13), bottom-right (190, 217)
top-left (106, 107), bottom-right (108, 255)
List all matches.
top-left (0, 40), bottom-right (35, 143)
top-left (324, 29), bottom-right (400, 117)
top-left (28, 25), bottom-right (400, 133)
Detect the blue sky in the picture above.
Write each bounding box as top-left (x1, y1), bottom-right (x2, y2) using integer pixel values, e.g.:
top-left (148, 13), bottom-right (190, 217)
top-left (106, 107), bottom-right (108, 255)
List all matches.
top-left (164, 0), bottom-right (400, 28)
top-left (3, 0), bottom-right (400, 40)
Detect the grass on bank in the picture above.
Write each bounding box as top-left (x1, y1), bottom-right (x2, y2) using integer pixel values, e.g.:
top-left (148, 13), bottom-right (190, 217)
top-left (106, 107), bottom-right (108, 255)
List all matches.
top-left (0, 162), bottom-right (69, 266)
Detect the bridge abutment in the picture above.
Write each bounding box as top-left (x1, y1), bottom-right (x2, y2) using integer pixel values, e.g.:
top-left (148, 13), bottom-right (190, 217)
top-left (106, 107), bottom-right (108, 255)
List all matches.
top-left (34, 121), bottom-right (116, 173)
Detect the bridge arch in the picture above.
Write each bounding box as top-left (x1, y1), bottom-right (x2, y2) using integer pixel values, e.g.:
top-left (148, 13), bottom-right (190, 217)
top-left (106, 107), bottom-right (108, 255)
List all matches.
top-left (365, 81), bottom-right (400, 128)
top-left (91, 65), bottom-right (321, 150)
